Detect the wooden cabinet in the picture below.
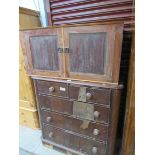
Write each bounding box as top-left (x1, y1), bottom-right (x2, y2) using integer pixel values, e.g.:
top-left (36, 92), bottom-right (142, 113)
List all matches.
top-left (20, 23), bottom-right (123, 83)
top-left (20, 23), bottom-right (124, 154)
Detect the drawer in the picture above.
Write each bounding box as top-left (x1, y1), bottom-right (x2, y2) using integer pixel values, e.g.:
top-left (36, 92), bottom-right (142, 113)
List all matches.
top-left (41, 110), bottom-right (108, 141)
top-left (36, 80), bottom-right (68, 98)
top-left (69, 84), bottom-right (111, 106)
top-left (38, 95), bottom-right (110, 124)
top-left (42, 124), bottom-right (107, 155)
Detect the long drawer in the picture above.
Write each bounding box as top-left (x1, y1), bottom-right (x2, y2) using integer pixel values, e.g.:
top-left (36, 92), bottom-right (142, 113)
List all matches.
top-left (41, 110), bottom-right (108, 141)
top-left (42, 124), bottom-right (107, 155)
top-left (38, 95), bottom-right (110, 124)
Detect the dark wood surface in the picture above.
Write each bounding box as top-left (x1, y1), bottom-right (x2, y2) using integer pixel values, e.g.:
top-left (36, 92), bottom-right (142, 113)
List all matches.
top-left (42, 124), bottom-right (107, 155)
top-left (41, 110), bottom-right (109, 142)
top-left (69, 84), bottom-right (111, 106)
top-left (38, 94), bottom-right (110, 124)
top-left (36, 80), bottom-right (68, 98)
top-left (33, 78), bottom-right (122, 155)
top-left (30, 35), bottom-right (59, 71)
top-left (121, 33), bottom-right (135, 155)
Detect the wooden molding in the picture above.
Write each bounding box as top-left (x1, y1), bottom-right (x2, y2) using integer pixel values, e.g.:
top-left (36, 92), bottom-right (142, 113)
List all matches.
top-left (19, 7), bottom-right (40, 17)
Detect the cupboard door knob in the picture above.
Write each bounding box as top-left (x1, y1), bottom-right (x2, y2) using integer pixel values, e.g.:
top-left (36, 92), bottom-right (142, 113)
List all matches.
top-left (49, 132), bottom-right (53, 138)
top-left (94, 111), bottom-right (100, 119)
top-left (86, 92), bottom-right (92, 99)
top-left (46, 116), bottom-right (52, 123)
top-left (92, 147), bottom-right (98, 154)
top-left (93, 129), bottom-right (99, 136)
top-left (49, 86), bottom-right (55, 92)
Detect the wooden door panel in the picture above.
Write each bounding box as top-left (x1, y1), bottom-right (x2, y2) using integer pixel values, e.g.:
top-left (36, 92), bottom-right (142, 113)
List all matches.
top-left (69, 32), bottom-right (106, 74)
top-left (30, 35), bottom-right (59, 71)
top-left (63, 24), bottom-right (123, 83)
top-left (20, 28), bottom-right (63, 77)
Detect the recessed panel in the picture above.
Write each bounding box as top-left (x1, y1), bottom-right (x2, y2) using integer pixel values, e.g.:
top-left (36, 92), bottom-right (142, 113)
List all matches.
top-left (69, 32), bottom-right (107, 74)
top-left (30, 35), bottom-right (59, 71)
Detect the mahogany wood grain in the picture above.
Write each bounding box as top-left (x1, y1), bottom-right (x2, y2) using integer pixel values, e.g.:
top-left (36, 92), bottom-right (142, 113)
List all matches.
top-left (41, 110), bottom-right (109, 142)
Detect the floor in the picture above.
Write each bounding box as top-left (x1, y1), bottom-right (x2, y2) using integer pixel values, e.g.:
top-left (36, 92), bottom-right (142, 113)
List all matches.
top-left (19, 125), bottom-right (65, 155)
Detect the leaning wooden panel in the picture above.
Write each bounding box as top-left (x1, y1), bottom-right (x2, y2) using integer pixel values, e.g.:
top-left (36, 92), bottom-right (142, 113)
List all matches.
top-left (19, 7), bottom-right (41, 128)
top-left (121, 33), bottom-right (135, 155)
top-left (19, 107), bottom-right (39, 129)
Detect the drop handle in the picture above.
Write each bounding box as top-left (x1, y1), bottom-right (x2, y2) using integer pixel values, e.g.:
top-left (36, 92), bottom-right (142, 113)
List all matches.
top-left (92, 147), bottom-right (98, 154)
top-left (46, 116), bottom-right (52, 123)
top-left (93, 129), bottom-right (99, 136)
top-left (94, 111), bottom-right (100, 119)
top-left (49, 86), bottom-right (55, 92)
top-left (48, 132), bottom-right (54, 138)
top-left (86, 92), bottom-right (92, 99)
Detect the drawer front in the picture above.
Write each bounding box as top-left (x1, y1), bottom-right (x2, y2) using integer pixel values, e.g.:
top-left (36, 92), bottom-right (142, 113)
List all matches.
top-left (69, 85), bottom-right (111, 106)
top-left (38, 95), bottom-right (110, 124)
top-left (42, 124), bottom-right (107, 155)
top-left (41, 110), bottom-right (108, 141)
top-left (36, 80), bottom-right (68, 98)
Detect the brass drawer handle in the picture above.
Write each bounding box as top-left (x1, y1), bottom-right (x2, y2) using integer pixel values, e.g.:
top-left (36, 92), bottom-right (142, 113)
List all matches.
top-left (48, 132), bottom-right (53, 138)
top-left (94, 111), bottom-right (100, 119)
top-left (46, 116), bottom-right (52, 123)
top-left (93, 129), bottom-right (99, 136)
top-left (92, 147), bottom-right (98, 154)
top-left (86, 92), bottom-right (92, 99)
top-left (49, 86), bottom-right (55, 93)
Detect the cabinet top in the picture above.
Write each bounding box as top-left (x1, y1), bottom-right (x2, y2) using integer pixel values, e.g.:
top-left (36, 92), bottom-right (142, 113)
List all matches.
top-left (32, 76), bottom-right (123, 89)
top-left (19, 21), bottom-right (124, 31)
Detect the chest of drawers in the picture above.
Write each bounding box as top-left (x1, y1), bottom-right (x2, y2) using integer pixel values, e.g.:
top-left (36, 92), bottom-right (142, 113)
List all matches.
top-left (32, 78), bottom-right (122, 155)
top-left (20, 23), bottom-right (124, 155)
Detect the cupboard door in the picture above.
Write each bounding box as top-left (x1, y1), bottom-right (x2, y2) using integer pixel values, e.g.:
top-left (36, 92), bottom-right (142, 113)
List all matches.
top-left (20, 28), bottom-right (63, 77)
top-left (63, 24), bottom-right (123, 83)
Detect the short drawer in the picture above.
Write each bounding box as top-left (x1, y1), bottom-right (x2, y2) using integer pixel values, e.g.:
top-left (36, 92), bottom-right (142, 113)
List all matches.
top-left (38, 95), bottom-right (110, 124)
top-left (36, 80), bottom-right (68, 98)
top-left (41, 110), bottom-right (108, 141)
top-left (42, 124), bottom-right (107, 155)
top-left (69, 84), bottom-right (111, 106)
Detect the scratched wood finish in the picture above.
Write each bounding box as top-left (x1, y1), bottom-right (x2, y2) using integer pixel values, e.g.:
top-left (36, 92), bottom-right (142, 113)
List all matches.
top-left (41, 110), bottom-right (109, 141)
top-left (20, 23), bottom-right (123, 83)
top-left (36, 80), bottom-right (68, 98)
top-left (30, 35), bottom-right (59, 71)
top-left (64, 24), bottom-right (123, 83)
top-left (33, 78), bottom-right (122, 155)
top-left (20, 28), bottom-right (63, 77)
top-left (69, 32), bottom-right (106, 74)
top-left (69, 84), bottom-right (111, 106)
top-left (42, 124), bottom-right (107, 155)
top-left (38, 94), bottom-right (110, 124)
